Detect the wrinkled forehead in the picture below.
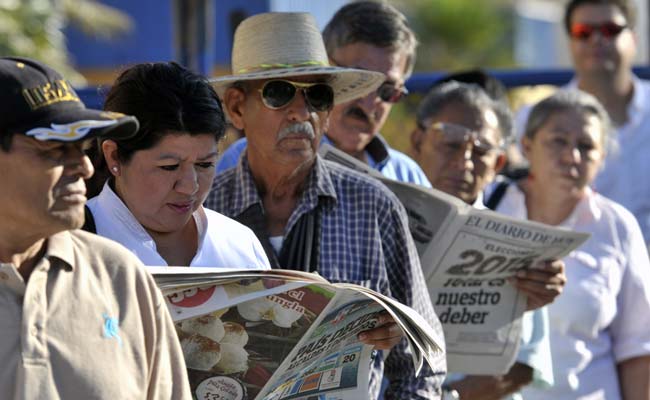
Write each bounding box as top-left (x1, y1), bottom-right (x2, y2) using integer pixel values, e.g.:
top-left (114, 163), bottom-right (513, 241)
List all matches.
top-left (425, 102), bottom-right (502, 141)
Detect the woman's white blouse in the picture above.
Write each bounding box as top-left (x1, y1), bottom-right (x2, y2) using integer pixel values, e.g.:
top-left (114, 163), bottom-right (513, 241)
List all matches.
top-left (497, 185), bottom-right (650, 400)
top-left (87, 182), bottom-right (270, 269)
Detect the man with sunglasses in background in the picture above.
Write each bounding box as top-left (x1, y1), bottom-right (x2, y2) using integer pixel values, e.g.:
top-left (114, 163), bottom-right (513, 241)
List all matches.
top-left (412, 81), bottom-right (569, 400)
top-left (516, 0), bottom-right (650, 248)
top-left (216, 1), bottom-right (430, 187)
top-left (205, 12), bottom-right (446, 400)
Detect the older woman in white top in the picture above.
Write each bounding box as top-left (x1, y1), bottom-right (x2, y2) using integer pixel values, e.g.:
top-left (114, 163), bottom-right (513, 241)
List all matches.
top-left (86, 62), bottom-right (269, 269)
top-left (496, 89), bottom-right (650, 399)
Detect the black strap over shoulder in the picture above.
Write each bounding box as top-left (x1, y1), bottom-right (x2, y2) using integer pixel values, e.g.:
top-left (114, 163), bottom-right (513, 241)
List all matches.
top-left (81, 204), bottom-right (97, 234)
top-left (485, 180), bottom-right (510, 211)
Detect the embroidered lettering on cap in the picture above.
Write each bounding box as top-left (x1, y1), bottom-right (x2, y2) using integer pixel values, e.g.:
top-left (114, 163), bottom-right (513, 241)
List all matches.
top-left (22, 79), bottom-right (80, 110)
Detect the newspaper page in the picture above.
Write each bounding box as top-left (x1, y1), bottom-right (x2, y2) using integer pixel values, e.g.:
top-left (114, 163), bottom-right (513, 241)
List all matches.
top-left (319, 144), bottom-right (590, 374)
top-left (258, 290), bottom-right (383, 400)
top-left (152, 269), bottom-right (443, 400)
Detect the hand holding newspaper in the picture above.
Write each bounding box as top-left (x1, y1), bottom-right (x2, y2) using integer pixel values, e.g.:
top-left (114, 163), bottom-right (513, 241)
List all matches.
top-left (318, 144), bottom-right (590, 375)
top-left (151, 268), bottom-right (443, 400)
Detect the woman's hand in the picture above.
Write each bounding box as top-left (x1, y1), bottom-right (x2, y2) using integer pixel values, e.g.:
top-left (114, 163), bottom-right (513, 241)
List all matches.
top-left (509, 259), bottom-right (566, 311)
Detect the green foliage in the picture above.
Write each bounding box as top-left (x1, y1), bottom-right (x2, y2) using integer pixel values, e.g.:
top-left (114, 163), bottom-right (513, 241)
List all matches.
top-left (383, 0), bottom-right (517, 154)
top-left (396, 0), bottom-right (516, 71)
top-left (0, 0), bottom-right (132, 85)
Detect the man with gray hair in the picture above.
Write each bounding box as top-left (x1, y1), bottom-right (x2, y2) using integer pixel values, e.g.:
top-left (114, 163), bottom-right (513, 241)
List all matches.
top-left (411, 81), bottom-right (566, 400)
top-left (216, 1), bottom-right (430, 186)
top-left (205, 11), bottom-right (446, 400)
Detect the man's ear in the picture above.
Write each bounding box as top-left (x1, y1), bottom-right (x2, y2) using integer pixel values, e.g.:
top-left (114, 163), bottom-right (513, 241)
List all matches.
top-left (494, 152), bottom-right (508, 174)
top-left (101, 140), bottom-right (120, 176)
top-left (520, 135), bottom-right (532, 160)
top-left (224, 87), bottom-right (247, 130)
top-left (410, 127), bottom-right (424, 155)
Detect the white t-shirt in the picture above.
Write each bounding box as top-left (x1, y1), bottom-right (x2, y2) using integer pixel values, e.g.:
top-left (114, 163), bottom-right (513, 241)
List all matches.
top-left (87, 183), bottom-right (270, 269)
top-left (514, 77), bottom-right (650, 247)
top-left (496, 185), bottom-right (650, 399)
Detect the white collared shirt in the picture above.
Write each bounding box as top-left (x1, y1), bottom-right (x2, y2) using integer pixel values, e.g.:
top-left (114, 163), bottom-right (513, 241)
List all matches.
top-left (87, 183), bottom-right (270, 269)
top-left (496, 185), bottom-right (650, 399)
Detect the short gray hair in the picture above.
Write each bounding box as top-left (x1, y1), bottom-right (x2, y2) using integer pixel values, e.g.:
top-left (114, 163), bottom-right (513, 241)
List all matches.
top-left (322, 1), bottom-right (418, 78)
top-left (416, 81), bottom-right (513, 145)
top-left (525, 89), bottom-right (611, 152)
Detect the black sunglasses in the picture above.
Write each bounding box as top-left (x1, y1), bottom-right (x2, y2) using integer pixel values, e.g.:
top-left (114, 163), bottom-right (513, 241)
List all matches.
top-left (569, 22), bottom-right (627, 40)
top-left (258, 80), bottom-right (334, 112)
top-left (328, 57), bottom-right (408, 104)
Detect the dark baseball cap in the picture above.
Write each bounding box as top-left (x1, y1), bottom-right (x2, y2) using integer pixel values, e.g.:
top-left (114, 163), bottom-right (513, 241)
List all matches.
top-left (0, 57), bottom-right (138, 142)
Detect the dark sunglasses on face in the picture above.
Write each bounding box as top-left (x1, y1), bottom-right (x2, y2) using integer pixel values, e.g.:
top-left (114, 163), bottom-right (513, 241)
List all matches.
top-left (569, 22), bottom-right (627, 41)
top-left (328, 57), bottom-right (408, 104)
top-left (258, 80), bottom-right (334, 112)
top-left (377, 81), bottom-right (409, 103)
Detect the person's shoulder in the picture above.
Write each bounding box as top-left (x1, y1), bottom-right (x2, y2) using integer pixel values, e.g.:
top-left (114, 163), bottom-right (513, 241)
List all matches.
top-left (387, 147), bottom-right (418, 167)
top-left (67, 229), bottom-right (154, 284)
top-left (69, 229), bottom-right (139, 259)
top-left (593, 192), bottom-right (639, 228)
top-left (212, 165), bottom-right (238, 187)
top-left (323, 159), bottom-right (403, 207)
top-left (216, 137), bottom-right (248, 172)
top-left (386, 147), bottom-right (431, 186)
top-left (203, 207), bottom-right (255, 237)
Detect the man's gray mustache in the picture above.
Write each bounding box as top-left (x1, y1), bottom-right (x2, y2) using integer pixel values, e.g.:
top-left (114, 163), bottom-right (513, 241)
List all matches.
top-left (277, 122), bottom-right (315, 141)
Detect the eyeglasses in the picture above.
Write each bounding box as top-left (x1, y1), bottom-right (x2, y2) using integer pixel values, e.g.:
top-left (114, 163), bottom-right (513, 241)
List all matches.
top-left (377, 81), bottom-right (409, 103)
top-left (426, 122), bottom-right (502, 159)
top-left (569, 22), bottom-right (627, 41)
top-left (258, 80), bottom-right (334, 112)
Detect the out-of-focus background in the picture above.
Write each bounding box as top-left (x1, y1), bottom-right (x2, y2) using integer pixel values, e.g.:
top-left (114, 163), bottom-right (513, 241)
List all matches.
top-left (3, 0), bottom-right (648, 152)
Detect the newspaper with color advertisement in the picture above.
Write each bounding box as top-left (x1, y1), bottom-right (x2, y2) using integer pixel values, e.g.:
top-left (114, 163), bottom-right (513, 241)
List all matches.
top-left (151, 268), bottom-right (444, 400)
top-left (318, 144), bottom-right (590, 374)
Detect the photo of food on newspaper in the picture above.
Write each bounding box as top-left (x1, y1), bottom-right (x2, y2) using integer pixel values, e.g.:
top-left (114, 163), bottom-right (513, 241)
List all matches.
top-left (151, 269), bottom-right (444, 400)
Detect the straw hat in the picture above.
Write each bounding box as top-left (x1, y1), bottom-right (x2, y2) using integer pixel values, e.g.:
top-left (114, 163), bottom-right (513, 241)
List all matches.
top-left (210, 12), bottom-right (384, 105)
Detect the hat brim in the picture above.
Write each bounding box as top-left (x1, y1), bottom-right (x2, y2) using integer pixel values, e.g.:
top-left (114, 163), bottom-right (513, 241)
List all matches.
top-left (16, 107), bottom-right (139, 143)
top-left (210, 66), bottom-right (385, 105)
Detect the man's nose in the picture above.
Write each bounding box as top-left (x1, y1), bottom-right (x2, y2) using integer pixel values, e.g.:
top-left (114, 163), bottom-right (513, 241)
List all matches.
top-left (63, 146), bottom-right (94, 179)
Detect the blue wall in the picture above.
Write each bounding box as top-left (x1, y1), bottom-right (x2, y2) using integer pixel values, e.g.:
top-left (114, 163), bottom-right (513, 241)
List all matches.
top-left (66, 0), bottom-right (270, 72)
top-left (65, 0), bottom-right (175, 68)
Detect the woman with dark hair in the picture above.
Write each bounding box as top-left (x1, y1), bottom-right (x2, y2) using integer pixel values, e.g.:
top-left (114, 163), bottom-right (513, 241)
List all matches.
top-left (86, 62), bottom-right (269, 268)
top-left (496, 89), bottom-right (650, 399)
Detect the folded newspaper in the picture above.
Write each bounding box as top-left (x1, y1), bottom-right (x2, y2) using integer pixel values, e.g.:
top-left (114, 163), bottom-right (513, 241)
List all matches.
top-left (319, 144), bottom-right (590, 375)
top-left (150, 267), bottom-right (444, 400)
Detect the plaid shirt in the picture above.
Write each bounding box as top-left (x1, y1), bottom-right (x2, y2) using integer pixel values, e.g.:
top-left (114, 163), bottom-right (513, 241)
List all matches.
top-left (205, 155), bottom-right (446, 399)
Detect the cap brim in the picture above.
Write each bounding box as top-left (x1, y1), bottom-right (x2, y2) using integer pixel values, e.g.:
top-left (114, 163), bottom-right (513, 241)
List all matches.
top-left (210, 66), bottom-right (384, 105)
top-left (17, 107), bottom-right (139, 143)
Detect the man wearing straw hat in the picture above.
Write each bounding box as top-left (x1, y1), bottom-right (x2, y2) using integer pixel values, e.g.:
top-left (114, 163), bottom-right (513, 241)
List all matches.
top-left (216, 1), bottom-right (430, 187)
top-left (205, 12), bottom-right (446, 400)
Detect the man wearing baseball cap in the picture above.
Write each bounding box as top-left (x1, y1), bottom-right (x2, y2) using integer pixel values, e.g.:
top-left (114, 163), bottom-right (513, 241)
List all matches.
top-left (0, 57), bottom-right (190, 399)
top-left (205, 13), bottom-right (446, 399)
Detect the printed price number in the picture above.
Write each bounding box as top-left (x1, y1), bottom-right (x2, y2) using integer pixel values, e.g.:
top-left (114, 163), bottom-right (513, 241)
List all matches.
top-left (342, 353), bottom-right (357, 364)
top-left (447, 249), bottom-right (540, 276)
